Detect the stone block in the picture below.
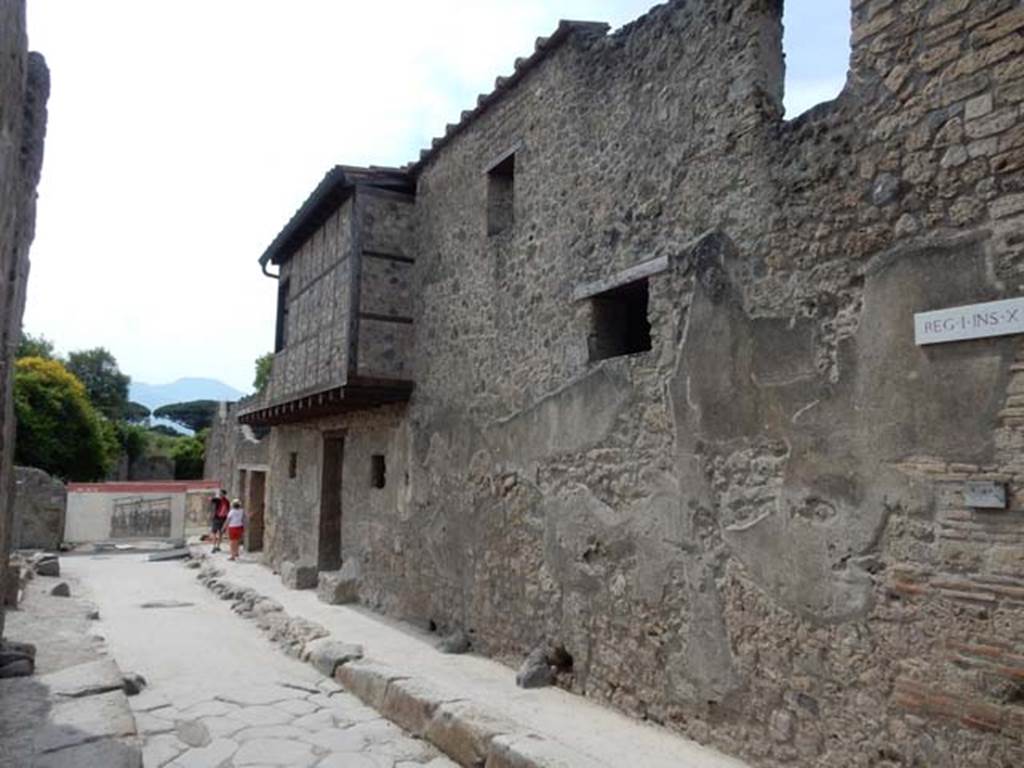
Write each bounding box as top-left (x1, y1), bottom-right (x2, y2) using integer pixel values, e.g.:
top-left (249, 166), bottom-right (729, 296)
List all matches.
top-left (485, 733), bottom-right (593, 768)
top-left (279, 560), bottom-right (317, 590)
top-left (304, 637), bottom-right (363, 677)
top-left (50, 581), bottom-right (70, 597)
top-left (425, 700), bottom-right (512, 767)
top-left (39, 658), bottom-right (124, 698)
top-left (334, 660), bottom-right (405, 710)
top-left (316, 563), bottom-right (360, 604)
top-left (34, 689), bottom-right (136, 753)
top-left (380, 677), bottom-right (447, 737)
top-left (34, 554), bottom-right (59, 577)
top-left (12, 466), bottom-right (66, 550)
top-left (34, 737), bottom-right (142, 768)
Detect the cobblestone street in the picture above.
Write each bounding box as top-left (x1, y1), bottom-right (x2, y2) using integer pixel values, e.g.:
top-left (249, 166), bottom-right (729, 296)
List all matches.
top-left (66, 554), bottom-right (454, 768)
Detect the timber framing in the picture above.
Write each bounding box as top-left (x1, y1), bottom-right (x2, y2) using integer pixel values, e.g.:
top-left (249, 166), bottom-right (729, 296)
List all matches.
top-left (237, 379), bottom-right (413, 427)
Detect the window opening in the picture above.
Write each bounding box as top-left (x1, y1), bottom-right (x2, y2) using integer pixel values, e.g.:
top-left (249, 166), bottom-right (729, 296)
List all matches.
top-left (782, 1), bottom-right (850, 118)
top-left (371, 454), bottom-right (386, 489)
top-left (486, 153), bottom-right (515, 236)
top-left (588, 278), bottom-right (652, 361)
top-left (288, 452), bottom-right (298, 479)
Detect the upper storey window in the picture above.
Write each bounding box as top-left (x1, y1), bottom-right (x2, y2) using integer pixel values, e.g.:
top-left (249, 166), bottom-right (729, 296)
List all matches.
top-left (486, 151), bottom-right (515, 236)
top-left (589, 278), bottom-right (651, 362)
top-left (782, 1), bottom-right (850, 118)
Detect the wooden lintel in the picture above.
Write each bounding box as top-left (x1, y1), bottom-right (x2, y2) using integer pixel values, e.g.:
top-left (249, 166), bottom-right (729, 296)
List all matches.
top-left (572, 254), bottom-right (669, 301)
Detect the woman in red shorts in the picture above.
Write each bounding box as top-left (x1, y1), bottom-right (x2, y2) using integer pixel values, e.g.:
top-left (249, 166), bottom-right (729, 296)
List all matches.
top-left (225, 499), bottom-right (246, 561)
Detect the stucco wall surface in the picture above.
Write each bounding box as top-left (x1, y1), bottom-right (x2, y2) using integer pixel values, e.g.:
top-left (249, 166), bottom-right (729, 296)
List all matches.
top-left (64, 489), bottom-right (187, 543)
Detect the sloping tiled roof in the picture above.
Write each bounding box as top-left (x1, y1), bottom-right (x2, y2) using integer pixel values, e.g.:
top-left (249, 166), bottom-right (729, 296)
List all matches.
top-left (259, 165), bottom-right (414, 267)
top-left (403, 19), bottom-right (609, 174)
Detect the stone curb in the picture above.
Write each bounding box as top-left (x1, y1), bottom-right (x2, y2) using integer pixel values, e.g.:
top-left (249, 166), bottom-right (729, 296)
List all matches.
top-left (192, 557), bottom-right (607, 767)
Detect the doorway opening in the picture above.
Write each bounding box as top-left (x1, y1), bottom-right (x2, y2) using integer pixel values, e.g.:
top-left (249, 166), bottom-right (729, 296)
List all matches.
top-left (247, 470), bottom-right (266, 553)
top-left (318, 434), bottom-right (344, 571)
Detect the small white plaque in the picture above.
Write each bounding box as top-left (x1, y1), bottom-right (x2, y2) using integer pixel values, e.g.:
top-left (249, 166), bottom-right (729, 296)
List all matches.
top-left (964, 481), bottom-right (1006, 510)
top-left (915, 297), bottom-right (1024, 345)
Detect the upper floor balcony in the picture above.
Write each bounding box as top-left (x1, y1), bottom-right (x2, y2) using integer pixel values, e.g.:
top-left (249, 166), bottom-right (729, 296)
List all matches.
top-left (238, 166), bottom-right (415, 426)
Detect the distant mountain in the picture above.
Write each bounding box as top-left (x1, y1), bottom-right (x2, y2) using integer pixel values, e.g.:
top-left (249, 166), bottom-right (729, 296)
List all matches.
top-left (130, 377), bottom-right (245, 411)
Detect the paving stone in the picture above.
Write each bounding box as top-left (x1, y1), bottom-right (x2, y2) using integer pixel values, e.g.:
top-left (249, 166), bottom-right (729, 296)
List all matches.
top-left (38, 658), bottom-right (124, 698)
top-left (135, 710), bottom-right (177, 735)
top-left (234, 704), bottom-right (296, 726)
top-left (234, 724), bottom-right (311, 742)
top-left (306, 726), bottom-right (370, 753)
top-left (166, 737), bottom-right (238, 768)
top-left (277, 697), bottom-right (320, 716)
top-left (315, 678), bottom-right (343, 694)
top-left (180, 699), bottom-right (238, 718)
top-left (398, 759), bottom-right (460, 768)
top-left (35, 736), bottom-right (143, 768)
top-left (34, 689), bottom-right (136, 753)
top-left (315, 754), bottom-right (393, 768)
top-left (233, 737), bottom-right (317, 766)
top-left (292, 709), bottom-right (340, 731)
top-left (129, 689), bottom-right (172, 713)
top-left (217, 683), bottom-right (308, 706)
top-left (203, 715), bottom-right (248, 738)
top-left (143, 732), bottom-right (188, 767)
top-left (325, 699), bottom-right (382, 724)
top-left (349, 718), bottom-right (437, 762)
top-left (176, 718), bottom-right (212, 747)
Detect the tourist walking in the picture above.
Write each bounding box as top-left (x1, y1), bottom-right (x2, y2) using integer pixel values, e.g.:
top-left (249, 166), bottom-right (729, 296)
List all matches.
top-left (225, 499), bottom-right (246, 561)
top-left (210, 489), bottom-right (229, 552)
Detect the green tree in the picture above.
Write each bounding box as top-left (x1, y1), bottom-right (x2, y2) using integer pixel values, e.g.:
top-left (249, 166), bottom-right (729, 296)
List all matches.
top-left (124, 401), bottom-right (151, 424)
top-left (113, 421), bottom-right (150, 463)
top-left (14, 357), bottom-right (113, 481)
top-left (253, 352), bottom-right (273, 391)
top-left (153, 400), bottom-right (218, 432)
top-left (66, 347), bottom-right (130, 420)
top-left (16, 332), bottom-right (54, 360)
top-left (170, 435), bottom-right (204, 479)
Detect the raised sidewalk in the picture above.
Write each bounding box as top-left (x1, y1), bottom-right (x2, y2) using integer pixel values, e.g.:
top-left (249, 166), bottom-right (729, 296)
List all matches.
top-left (196, 554), bottom-right (750, 768)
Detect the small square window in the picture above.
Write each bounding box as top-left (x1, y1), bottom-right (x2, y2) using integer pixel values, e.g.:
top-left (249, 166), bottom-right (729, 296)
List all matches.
top-left (288, 452), bottom-right (298, 479)
top-left (588, 279), bottom-right (652, 361)
top-left (486, 153), bottom-right (515, 236)
top-left (371, 455), bottom-right (386, 489)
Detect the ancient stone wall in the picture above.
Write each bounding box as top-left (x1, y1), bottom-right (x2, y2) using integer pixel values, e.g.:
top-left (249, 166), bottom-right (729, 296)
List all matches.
top-left (204, 400), bottom-right (268, 496)
top-left (246, 1), bottom-right (1024, 764)
top-left (356, 190), bottom-right (416, 381)
top-left (11, 466), bottom-right (64, 550)
top-left (0, 0), bottom-right (47, 639)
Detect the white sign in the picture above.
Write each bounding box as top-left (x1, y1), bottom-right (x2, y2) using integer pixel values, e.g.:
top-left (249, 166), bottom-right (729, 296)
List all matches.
top-left (914, 297), bottom-right (1024, 345)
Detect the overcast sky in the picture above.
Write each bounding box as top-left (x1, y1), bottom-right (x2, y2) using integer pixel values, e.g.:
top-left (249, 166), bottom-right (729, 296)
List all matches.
top-left (24, 1), bottom-right (850, 394)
